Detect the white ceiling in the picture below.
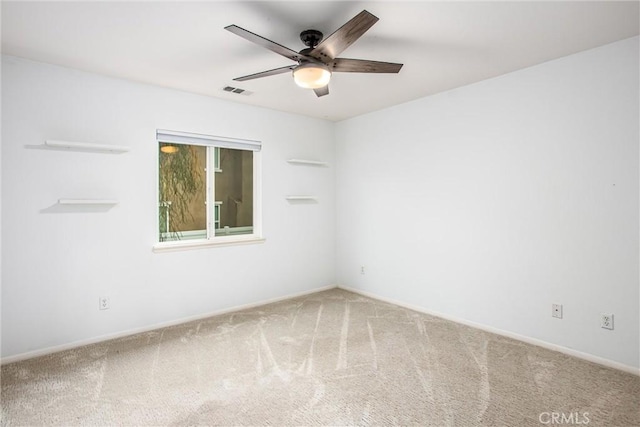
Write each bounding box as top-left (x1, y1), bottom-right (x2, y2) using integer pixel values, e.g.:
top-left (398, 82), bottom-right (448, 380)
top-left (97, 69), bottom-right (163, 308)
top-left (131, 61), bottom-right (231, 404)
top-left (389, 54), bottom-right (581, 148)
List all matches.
top-left (2, 1), bottom-right (638, 122)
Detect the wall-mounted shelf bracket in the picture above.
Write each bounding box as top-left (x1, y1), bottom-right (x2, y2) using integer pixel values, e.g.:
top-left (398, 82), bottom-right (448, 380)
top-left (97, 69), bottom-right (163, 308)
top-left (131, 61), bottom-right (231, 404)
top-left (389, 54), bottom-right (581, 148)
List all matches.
top-left (42, 140), bottom-right (130, 153)
top-left (58, 199), bottom-right (119, 205)
top-left (286, 159), bottom-right (328, 167)
top-left (285, 196), bottom-right (317, 201)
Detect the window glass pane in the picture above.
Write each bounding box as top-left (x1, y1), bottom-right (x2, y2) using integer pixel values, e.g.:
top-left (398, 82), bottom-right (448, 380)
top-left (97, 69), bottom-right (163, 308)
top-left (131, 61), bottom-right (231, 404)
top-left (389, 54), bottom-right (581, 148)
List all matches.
top-left (215, 148), bottom-right (253, 236)
top-left (158, 143), bottom-right (207, 241)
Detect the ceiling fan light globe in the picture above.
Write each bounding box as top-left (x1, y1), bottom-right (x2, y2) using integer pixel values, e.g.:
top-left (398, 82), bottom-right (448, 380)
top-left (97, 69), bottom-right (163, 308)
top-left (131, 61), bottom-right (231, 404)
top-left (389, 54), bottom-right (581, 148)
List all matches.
top-left (293, 64), bottom-right (331, 89)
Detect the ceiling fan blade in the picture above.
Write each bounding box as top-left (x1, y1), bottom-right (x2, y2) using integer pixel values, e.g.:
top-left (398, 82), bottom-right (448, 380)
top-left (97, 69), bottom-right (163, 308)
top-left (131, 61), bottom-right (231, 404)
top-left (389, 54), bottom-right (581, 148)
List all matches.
top-left (233, 65), bottom-right (296, 82)
top-left (310, 10), bottom-right (379, 62)
top-left (332, 58), bottom-right (403, 73)
top-left (314, 86), bottom-right (329, 97)
top-left (225, 25), bottom-right (304, 62)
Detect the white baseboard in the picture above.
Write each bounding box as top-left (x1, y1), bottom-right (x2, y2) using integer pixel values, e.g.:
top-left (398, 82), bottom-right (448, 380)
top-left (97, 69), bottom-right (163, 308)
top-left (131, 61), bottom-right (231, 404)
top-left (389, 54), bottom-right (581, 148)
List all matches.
top-left (339, 285), bottom-right (640, 376)
top-left (1, 285), bottom-right (336, 365)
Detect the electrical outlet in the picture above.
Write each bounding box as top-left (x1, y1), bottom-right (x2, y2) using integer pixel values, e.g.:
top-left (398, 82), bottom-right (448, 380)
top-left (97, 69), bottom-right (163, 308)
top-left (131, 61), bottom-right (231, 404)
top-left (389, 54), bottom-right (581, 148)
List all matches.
top-left (360, 266), bottom-right (365, 275)
top-left (552, 304), bottom-right (563, 319)
top-left (601, 314), bottom-right (614, 330)
top-left (99, 296), bottom-right (110, 310)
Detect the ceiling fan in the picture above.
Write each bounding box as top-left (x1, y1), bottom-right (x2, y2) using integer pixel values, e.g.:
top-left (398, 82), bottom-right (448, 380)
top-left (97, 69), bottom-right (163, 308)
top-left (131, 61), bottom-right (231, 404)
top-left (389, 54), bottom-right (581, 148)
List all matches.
top-left (225, 10), bottom-right (403, 97)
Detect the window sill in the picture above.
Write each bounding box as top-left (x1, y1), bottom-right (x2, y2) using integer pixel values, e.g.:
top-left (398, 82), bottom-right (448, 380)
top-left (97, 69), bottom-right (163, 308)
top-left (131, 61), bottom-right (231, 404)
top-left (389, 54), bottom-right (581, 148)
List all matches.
top-left (153, 235), bottom-right (265, 253)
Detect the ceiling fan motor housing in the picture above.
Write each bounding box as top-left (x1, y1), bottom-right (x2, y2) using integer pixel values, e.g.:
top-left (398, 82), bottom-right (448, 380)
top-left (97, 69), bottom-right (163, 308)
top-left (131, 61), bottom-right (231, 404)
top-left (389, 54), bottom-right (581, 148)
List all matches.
top-left (300, 29), bottom-right (323, 48)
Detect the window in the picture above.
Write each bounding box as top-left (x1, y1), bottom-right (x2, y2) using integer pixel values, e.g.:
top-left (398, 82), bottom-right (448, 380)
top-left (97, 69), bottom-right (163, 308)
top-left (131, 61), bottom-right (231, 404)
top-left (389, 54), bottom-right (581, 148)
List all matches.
top-left (155, 130), bottom-right (262, 250)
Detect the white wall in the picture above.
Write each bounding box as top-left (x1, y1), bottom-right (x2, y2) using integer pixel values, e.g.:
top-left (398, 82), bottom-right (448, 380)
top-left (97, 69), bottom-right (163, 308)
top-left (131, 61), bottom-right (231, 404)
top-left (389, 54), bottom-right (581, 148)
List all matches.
top-left (335, 37), bottom-right (639, 369)
top-left (1, 56), bottom-right (335, 359)
top-left (3, 36), bottom-right (639, 371)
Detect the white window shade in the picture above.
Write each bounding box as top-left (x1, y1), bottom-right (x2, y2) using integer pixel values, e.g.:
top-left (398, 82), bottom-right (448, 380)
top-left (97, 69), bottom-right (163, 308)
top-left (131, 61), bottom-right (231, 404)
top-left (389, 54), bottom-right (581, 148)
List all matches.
top-left (156, 129), bottom-right (261, 152)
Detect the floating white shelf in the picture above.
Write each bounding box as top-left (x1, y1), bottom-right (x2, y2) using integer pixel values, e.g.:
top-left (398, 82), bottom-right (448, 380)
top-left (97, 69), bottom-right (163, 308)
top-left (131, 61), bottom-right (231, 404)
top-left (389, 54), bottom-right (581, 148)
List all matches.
top-left (58, 199), bottom-right (119, 205)
top-left (43, 140), bottom-right (130, 153)
top-left (287, 159), bottom-right (328, 167)
top-left (285, 196), bottom-right (317, 201)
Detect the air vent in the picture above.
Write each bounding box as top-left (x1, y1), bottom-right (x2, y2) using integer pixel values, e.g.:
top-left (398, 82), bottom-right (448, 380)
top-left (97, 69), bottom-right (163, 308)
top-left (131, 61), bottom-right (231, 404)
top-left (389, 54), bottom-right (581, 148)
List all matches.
top-left (222, 85), bottom-right (252, 96)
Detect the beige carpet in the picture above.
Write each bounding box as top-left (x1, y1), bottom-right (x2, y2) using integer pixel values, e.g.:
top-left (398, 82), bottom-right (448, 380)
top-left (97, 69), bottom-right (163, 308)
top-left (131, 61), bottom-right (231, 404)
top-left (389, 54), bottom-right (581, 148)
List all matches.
top-left (1, 288), bottom-right (638, 426)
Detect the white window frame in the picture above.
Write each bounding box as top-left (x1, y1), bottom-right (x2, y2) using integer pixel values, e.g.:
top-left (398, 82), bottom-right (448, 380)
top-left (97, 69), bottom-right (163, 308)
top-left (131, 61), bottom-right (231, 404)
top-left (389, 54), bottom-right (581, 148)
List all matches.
top-left (153, 129), bottom-right (264, 252)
